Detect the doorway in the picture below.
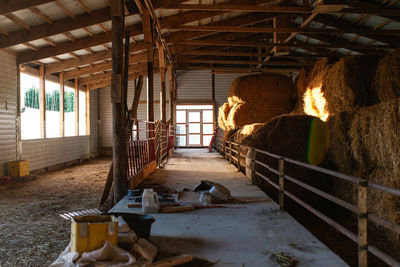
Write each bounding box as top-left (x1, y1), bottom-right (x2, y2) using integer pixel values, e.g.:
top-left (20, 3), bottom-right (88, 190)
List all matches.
top-left (175, 104), bottom-right (214, 147)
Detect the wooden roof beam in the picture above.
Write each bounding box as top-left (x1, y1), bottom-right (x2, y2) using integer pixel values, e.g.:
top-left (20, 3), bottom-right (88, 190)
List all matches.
top-left (168, 25), bottom-right (400, 35)
top-left (3, 13), bottom-right (30, 30)
top-left (0, 0), bottom-right (54, 15)
top-left (29, 7), bottom-right (53, 24)
top-left (0, 7), bottom-right (112, 49)
top-left (45, 42), bottom-right (147, 74)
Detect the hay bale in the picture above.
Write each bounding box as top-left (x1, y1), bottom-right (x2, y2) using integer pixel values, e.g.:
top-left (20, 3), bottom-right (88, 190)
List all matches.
top-left (324, 55), bottom-right (382, 115)
top-left (292, 69), bottom-right (308, 114)
top-left (218, 73), bottom-right (294, 133)
top-left (218, 102), bottom-right (230, 131)
top-left (228, 73), bottom-right (293, 109)
top-left (227, 123), bottom-right (264, 144)
top-left (368, 168), bottom-right (400, 240)
top-left (327, 110), bottom-right (357, 174)
top-left (349, 98), bottom-right (400, 175)
top-left (374, 49), bottom-right (400, 102)
top-left (243, 115), bottom-right (329, 166)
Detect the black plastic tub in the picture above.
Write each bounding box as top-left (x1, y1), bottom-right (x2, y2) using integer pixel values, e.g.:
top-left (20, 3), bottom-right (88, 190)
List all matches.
top-left (109, 212), bottom-right (155, 239)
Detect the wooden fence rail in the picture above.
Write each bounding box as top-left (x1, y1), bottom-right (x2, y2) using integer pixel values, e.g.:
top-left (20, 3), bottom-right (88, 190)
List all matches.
top-left (214, 138), bottom-right (400, 267)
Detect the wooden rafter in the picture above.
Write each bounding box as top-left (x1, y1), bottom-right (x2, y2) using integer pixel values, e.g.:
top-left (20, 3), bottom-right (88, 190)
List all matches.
top-left (29, 7), bottom-right (53, 24)
top-left (54, 0), bottom-right (75, 18)
top-left (3, 13), bottom-right (30, 30)
top-left (76, 0), bottom-right (92, 14)
top-left (0, 7), bottom-right (112, 49)
top-left (0, 0), bottom-right (54, 15)
top-left (43, 37), bottom-right (56, 46)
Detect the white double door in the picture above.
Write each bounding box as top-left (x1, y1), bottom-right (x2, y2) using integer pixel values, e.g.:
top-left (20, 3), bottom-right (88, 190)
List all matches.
top-left (176, 106), bottom-right (214, 147)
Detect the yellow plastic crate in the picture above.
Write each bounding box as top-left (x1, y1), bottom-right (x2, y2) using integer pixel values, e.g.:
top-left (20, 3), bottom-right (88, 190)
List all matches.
top-left (8, 160), bottom-right (29, 177)
top-left (71, 215), bottom-right (118, 253)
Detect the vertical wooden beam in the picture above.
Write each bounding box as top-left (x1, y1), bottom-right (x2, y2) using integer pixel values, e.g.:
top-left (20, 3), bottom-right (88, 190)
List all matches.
top-left (130, 76), bottom-right (144, 119)
top-left (59, 72), bottom-right (65, 137)
top-left (86, 85), bottom-right (90, 135)
top-left (74, 78), bottom-right (79, 136)
top-left (123, 30), bottom-right (130, 129)
top-left (16, 65), bottom-right (22, 160)
top-left (273, 15), bottom-right (290, 55)
top-left (279, 158), bottom-right (285, 210)
top-left (111, 0), bottom-right (127, 203)
top-left (39, 65), bottom-right (46, 138)
top-left (158, 42), bottom-right (166, 123)
top-left (211, 71), bottom-right (216, 127)
top-left (358, 180), bottom-right (368, 267)
top-left (143, 10), bottom-right (154, 131)
top-left (167, 66), bottom-right (174, 124)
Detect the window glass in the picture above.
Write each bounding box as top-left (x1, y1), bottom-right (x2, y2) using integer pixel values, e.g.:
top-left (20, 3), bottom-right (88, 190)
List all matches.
top-left (177, 136), bottom-right (186, 146)
top-left (45, 80), bottom-right (60, 138)
top-left (176, 124), bottom-right (186, 134)
top-left (176, 105), bottom-right (213, 110)
top-left (188, 112), bottom-right (200, 122)
top-left (20, 73), bottom-right (40, 140)
top-left (176, 110), bottom-right (186, 123)
top-left (64, 86), bottom-right (75, 136)
top-left (203, 110), bottom-right (213, 123)
top-left (188, 134), bottom-right (200, 145)
top-left (188, 123), bottom-right (200, 133)
top-left (203, 124), bottom-right (214, 134)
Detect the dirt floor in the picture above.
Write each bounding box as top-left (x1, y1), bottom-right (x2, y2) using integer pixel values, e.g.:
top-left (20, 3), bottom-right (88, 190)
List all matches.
top-left (0, 157), bottom-right (111, 266)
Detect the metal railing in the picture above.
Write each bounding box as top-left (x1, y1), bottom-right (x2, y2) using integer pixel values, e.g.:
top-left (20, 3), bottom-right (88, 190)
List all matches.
top-left (126, 138), bottom-right (155, 179)
top-left (214, 138), bottom-right (400, 267)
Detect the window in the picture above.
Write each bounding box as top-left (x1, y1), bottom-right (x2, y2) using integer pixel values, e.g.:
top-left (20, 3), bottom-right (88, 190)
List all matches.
top-left (79, 90), bottom-right (86, 136)
top-left (45, 80), bottom-right (60, 138)
top-left (20, 73), bottom-right (40, 140)
top-left (64, 86), bottom-right (75, 136)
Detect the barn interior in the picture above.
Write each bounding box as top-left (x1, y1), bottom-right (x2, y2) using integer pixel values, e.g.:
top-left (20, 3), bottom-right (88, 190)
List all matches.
top-left (1, 0), bottom-right (400, 266)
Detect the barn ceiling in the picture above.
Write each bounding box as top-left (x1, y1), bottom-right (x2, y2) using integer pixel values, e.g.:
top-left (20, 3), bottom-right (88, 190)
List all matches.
top-left (0, 0), bottom-right (399, 90)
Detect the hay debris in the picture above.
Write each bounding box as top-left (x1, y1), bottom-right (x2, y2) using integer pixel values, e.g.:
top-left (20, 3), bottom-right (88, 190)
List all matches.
top-left (324, 55), bottom-right (382, 115)
top-left (227, 123), bottom-right (264, 144)
top-left (374, 49), bottom-right (400, 102)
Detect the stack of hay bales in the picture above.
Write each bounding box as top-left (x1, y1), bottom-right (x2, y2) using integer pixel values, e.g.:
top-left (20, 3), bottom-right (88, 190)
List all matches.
top-left (291, 69), bottom-right (308, 114)
top-left (374, 49), bottom-right (400, 102)
top-left (218, 73), bottom-right (293, 133)
top-left (348, 98), bottom-right (400, 235)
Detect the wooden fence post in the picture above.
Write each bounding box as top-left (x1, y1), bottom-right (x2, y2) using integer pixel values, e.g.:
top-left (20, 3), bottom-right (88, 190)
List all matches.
top-left (229, 142), bottom-right (232, 163)
top-left (250, 148), bottom-right (256, 185)
top-left (358, 179), bottom-right (368, 267)
top-left (279, 158), bottom-right (285, 210)
top-left (223, 141), bottom-right (227, 159)
top-left (237, 144), bottom-right (241, 172)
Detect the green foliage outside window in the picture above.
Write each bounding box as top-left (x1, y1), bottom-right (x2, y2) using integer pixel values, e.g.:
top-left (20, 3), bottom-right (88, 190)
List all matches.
top-left (24, 87), bottom-right (75, 112)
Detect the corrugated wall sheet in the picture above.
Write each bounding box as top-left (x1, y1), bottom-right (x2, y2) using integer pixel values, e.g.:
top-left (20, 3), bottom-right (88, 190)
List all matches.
top-left (0, 51), bottom-right (17, 175)
top-left (176, 70), bottom-right (212, 100)
top-left (99, 73), bottom-right (170, 147)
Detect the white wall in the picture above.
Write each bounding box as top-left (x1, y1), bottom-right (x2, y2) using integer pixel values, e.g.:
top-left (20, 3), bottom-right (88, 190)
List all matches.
top-left (0, 51), bottom-right (99, 174)
top-left (0, 51), bottom-right (17, 175)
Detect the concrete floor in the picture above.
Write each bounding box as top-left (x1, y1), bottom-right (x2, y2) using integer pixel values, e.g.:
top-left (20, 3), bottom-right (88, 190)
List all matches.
top-left (112, 149), bottom-right (348, 266)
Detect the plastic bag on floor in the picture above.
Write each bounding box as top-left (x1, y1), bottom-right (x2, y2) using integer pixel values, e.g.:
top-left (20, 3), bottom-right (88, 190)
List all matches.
top-left (49, 243), bottom-right (79, 267)
top-left (77, 240), bottom-right (136, 267)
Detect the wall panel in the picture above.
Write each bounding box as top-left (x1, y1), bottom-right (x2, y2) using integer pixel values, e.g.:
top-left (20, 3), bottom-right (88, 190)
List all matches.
top-left (0, 51), bottom-right (17, 175)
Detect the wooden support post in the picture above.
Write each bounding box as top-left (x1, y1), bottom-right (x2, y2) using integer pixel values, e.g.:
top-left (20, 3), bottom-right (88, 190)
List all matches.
top-left (212, 71), bottom-right (217, 126)
top-left (123, 30), bottom-right (130, 130)
top-left (358, 179), bottom-right (368, 267)
top-left (16, 66), bottom-right (22, 160)
top-left (279, 158), bottom-right (285, 210)
top-left (250, 148), bottom-right (256, 185)
top-left (111, 0), bottom-right (127, 203)
top-left (143, 10), bottom-right (154, 137)
top-left (273, 15), bottom-right (290, 55)
top-left (168, 66), bottom-right (174, 125)
top-left (39, 65), bottom-right (46, 138)
top-left (74, 78), bottom-right (79, 136)
top-left (159, 42), bottom-right (166, 123)
top-left (59, 72), bottom-right (64, 137)
top-left (86, 85), bottom-right (90, 135)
